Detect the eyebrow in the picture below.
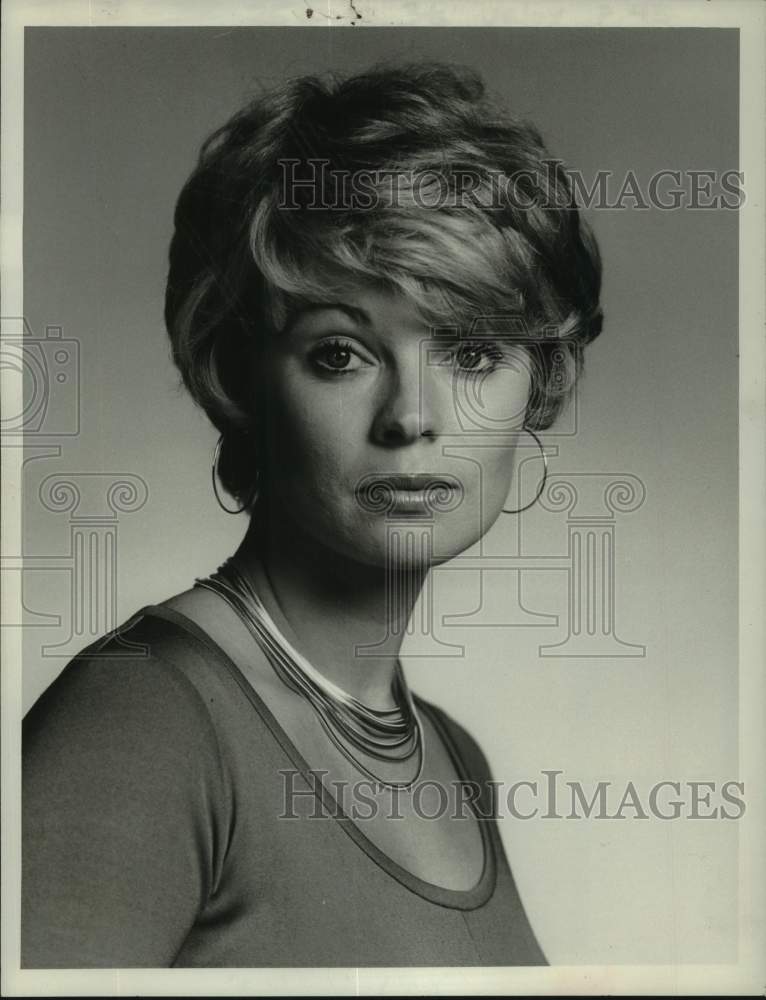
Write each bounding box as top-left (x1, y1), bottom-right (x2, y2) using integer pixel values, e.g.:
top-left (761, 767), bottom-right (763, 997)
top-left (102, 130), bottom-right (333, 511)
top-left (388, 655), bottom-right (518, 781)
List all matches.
top-left (283, 301), bottom-right (371, 334)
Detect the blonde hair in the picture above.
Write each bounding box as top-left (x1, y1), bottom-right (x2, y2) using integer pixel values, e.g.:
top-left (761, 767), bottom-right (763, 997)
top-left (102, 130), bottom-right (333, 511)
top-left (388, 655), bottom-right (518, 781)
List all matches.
top-left (165, 63), bottom-right (603, 505)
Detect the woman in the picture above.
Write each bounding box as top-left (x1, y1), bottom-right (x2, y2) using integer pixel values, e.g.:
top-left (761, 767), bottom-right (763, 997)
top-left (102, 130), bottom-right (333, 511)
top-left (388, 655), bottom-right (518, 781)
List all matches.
top-left (22, 63), bottom-right (602, 967)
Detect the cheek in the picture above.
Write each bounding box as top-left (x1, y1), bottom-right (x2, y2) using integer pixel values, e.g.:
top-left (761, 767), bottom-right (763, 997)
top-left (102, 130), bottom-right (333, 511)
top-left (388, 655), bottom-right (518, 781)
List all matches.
top-left (445, 365), bottom-right (531, 436)
top-left (481, 365), bottom-right (532, 425)
top-left (455, 369), bottom-right (531, 517)
top-left (483, 447), bottom-right (516, 507)
top-left (264, 381), bottom-right (367, 498)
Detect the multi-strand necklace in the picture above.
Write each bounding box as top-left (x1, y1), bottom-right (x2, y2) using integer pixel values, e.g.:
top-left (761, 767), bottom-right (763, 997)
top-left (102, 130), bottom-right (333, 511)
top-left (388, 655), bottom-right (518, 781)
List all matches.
top-left (194, 557), bottom-right (425, 790)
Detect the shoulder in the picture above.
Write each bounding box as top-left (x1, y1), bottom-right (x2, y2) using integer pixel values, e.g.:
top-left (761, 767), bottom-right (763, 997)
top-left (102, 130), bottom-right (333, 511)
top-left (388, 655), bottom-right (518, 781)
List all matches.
top-left (415, 696), bottom-right (496, 782)
top-left (23, 607), bottom-right (225, 775)
top-left (21, 607), bottom-right (236, 968)
top-left (22, 608), bottom-right (236, 877)
top-left (416, 697), bottom-right (501, 818)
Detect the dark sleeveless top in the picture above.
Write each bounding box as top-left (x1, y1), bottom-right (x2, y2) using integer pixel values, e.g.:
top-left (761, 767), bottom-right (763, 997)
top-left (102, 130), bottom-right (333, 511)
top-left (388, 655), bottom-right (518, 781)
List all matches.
top-left (22, 605), bottom-right (547, 968)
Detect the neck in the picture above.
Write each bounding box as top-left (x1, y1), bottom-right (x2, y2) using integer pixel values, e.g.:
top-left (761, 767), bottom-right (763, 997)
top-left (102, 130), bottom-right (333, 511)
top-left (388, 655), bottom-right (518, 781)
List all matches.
top-left (232, 507), bottom-right (428, 709)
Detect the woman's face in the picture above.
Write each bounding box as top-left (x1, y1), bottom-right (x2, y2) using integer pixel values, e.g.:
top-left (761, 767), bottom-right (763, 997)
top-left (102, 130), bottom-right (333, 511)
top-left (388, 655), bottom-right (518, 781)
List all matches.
top-left (257, 282), bottom-right (533, 569)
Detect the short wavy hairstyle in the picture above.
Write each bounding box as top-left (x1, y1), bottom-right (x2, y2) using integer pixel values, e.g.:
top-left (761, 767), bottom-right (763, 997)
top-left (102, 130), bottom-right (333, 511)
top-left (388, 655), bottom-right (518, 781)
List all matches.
top-left (165, 62), bottom-right (603, 508)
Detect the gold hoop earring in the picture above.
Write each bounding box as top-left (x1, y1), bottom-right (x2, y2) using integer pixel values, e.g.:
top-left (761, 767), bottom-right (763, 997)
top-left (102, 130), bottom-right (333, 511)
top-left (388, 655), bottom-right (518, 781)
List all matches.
top-left (211, 434), bottom-right (259, 515)
top-left (502, 426), bottom-right (548, 514)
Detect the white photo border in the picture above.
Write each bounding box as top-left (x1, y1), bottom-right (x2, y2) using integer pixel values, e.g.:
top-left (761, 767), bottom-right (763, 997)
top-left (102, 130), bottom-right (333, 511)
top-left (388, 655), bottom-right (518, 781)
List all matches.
top-left (2, 1), bottom-right (764, 995)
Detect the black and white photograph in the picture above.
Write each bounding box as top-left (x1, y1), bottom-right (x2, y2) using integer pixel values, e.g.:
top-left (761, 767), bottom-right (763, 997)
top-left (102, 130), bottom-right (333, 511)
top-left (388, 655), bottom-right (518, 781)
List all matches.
top-left (2, 0), bottom-right (764, 995)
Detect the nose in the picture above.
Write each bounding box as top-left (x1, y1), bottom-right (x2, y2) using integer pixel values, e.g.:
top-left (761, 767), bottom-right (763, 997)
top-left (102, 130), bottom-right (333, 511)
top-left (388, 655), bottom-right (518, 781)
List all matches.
top-left (371, 361), bottom-right (437, 447)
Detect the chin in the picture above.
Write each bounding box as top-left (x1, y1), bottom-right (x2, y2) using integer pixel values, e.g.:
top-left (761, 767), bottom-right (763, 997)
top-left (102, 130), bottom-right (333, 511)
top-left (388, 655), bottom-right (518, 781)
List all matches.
top-left (333, 512), bottom-right (488, 571)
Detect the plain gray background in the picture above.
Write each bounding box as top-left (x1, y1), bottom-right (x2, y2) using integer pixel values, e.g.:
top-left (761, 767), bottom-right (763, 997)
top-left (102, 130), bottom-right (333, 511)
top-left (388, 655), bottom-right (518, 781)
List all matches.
top-left (21, 27), bottom-right (739, 964)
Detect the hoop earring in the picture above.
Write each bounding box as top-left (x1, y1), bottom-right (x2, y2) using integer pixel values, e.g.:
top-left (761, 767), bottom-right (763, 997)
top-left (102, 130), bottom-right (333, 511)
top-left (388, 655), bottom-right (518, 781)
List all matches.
top-left (211, 434), bottom-right (259, 515)
top-left (502, 426), bottom-right (548, 514)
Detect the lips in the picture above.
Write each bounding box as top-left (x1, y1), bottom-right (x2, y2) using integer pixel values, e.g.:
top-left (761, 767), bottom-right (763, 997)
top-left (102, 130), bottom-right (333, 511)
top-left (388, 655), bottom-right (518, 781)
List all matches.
top-left (384, 474), bottom-right (456, 491)
top-left (355, 473), bottom-right (464, 516)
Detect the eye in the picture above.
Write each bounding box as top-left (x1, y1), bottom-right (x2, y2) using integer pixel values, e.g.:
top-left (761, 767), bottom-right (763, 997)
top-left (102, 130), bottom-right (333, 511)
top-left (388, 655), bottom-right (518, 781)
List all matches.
top-left (453, 340), bottom-right (505, 374)
top-left (309, 338), bottom-right (366, 375)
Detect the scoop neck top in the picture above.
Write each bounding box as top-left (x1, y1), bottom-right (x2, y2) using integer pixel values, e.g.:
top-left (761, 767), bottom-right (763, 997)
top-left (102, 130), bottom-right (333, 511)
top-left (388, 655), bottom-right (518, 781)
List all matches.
top-left (22, 602), bottom-right (548, 968)
top-left (140, 602), bottom-right (497, 910)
